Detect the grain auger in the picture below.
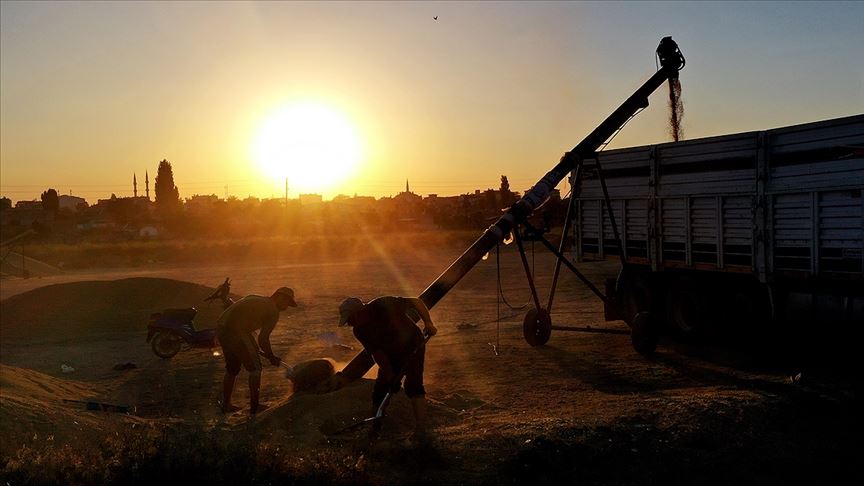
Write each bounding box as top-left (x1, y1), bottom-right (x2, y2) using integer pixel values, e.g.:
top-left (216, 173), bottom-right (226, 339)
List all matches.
top-left (338, 36), bottom-right (686, 382)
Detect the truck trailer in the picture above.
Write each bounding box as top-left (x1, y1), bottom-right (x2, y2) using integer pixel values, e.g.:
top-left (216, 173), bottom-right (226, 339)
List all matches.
top-left (573, 114), bottom-right (864, 352)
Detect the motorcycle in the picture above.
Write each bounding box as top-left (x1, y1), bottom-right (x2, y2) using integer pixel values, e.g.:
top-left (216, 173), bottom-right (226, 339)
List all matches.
top-left (146, 277), bottom-right (235, 359)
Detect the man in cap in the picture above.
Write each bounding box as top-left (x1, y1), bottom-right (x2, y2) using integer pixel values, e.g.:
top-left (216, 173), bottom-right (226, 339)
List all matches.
top-left (217, 287), bottom-right (297, 414)
top-left (338, 296), bottom-right (438, 438)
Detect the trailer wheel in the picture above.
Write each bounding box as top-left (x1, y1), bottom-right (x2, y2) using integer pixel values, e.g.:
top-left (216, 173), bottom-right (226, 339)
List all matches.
top-left (615, 266), bottom-right (651, 326)
top-left (666, 289), bottom-right (704, 335)
top-left (630, 312), bottom-right (658, 355)
top-left (523, 308), bottom-right (552, 346)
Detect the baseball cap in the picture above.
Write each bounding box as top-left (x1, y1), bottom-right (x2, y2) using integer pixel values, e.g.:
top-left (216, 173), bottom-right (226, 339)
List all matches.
top-left (338, 297), bottom-right (363, 326)
top-left (273, 287), bottom-right (297, 307)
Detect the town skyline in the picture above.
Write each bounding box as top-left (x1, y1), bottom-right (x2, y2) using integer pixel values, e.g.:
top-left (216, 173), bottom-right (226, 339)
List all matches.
top-left (2, 169), bottom-right (528, 207)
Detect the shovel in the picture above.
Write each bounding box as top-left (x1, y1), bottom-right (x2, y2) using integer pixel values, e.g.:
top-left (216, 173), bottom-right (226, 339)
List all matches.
top-left (259, 350), bottom-right (296, 379)
top-left (323, 332), bottom-right (431, 436)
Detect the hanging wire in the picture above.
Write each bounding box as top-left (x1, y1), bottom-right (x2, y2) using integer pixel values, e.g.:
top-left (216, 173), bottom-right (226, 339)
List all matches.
top-left (532, 239), bottom-right (535, 279)
top-left (597, 107), bottom-right (645, 153)
top-left (497, 234), bottom-right (531, 311)
top-left (495, 243), bottom-right (501, 355)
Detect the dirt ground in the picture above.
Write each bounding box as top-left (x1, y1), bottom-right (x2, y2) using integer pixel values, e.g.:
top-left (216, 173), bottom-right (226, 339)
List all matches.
top-left (1, 240), bottom-right (861, 484)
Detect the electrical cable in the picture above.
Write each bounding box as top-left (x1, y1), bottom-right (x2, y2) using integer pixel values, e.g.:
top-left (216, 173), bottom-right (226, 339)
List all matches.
top-left (495, 243), bottom-right (501, 355)
top-left (496, 237), bottom-right (532, 311)
top-left (597, 107), bottom-right (645, 153)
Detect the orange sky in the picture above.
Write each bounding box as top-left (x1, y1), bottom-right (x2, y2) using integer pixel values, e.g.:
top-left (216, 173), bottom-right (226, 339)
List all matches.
top-left (2, 2), bottom-right (862, 203)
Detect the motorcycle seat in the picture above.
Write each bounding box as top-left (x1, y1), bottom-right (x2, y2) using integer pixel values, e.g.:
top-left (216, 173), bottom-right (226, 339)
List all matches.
top-left (161, 307), bottom-right (198, 321)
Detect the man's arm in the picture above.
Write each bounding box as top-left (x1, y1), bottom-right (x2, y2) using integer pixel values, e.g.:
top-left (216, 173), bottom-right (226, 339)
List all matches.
top-left (258, 318), bottom-right (279, 365)
top-left (258, 328), bottom-right (274, 357)
top-left (408, 297), bottom-right (437, 336)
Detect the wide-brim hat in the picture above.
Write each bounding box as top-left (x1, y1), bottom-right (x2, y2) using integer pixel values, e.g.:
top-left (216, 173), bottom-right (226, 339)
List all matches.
top-left (274, 287), bottom-right (298, 307)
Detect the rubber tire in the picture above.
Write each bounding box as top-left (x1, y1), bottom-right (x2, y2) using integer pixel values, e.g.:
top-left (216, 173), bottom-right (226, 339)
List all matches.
top-left (630, 311), bottom-right (658, 355)
top-left (615, 267), bottom-right (650, 326)
top-left (666, 289), bottom-right (704, 336)
top-left (523, 308), bottom-right (552, 347)
top-left (151, 331), bottom-right (183, 359)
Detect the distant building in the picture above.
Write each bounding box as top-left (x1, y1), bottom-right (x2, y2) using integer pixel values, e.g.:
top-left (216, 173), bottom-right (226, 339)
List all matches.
top-left (95, 195), bottom-right (149, 209)
top-left (185, 194), bottom-right (219, 214)
top-left (299, 193), bottom-right (323, 206)
top-left (1, 205), bottom-right (52, 227)
top-left (58, 194), bottom-right (87, 211)
top-left (15, 200), bottom-right (42, 210)
top-left (393, 179), bottom-right (422, 205)
top-left (76, 218), bottom-right (113, 231)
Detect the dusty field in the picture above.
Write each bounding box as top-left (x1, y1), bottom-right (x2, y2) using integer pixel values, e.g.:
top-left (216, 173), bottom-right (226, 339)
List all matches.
top-left (1, 239), bottom-right (861, 484)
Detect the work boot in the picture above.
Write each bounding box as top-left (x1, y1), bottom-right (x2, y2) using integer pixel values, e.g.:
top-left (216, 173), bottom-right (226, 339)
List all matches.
top-left (251, 403), bottom-right (270, 415)
top-left (222, 404), bottom-right (242, 414)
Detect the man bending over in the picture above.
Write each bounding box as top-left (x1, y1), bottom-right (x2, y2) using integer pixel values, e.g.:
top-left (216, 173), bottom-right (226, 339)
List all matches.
top-left (217, 287), bottom-right (297, 414)
top-left (338, 296), bottom-right (438, 437)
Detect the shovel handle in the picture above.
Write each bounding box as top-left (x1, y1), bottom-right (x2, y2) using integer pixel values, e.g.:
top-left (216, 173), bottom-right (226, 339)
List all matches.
top-left (258, 350), bottom-right (293, 370)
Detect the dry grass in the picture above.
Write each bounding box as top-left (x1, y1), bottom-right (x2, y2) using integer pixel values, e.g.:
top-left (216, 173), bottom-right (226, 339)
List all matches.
top-left (3, 232), bottom-right (862, 484)
top-left (1, 423), bottom-right (370, 485)
top-left (21, 230), bottom-right (481, 270)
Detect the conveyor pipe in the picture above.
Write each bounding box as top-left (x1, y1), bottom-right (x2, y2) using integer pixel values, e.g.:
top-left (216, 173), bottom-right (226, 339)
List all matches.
top-left (340, 37), bottom-right (685, 380)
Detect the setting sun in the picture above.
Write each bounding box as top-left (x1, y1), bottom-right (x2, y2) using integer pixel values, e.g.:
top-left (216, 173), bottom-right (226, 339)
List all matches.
top-left (251, 102), bottom-right (363, 195)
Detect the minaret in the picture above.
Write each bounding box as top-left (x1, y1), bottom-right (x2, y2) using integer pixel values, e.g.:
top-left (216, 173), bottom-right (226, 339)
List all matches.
top-left (145, 171), bottom-right (150, 200)
top-left (406, 179), bottom-right (409, 194)
top-left (133, 173), bottom-right (138, 197)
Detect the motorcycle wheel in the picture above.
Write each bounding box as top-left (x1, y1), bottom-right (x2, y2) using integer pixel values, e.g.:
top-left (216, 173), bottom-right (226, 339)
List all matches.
top-left (151, 331), bottom-right (183, 359)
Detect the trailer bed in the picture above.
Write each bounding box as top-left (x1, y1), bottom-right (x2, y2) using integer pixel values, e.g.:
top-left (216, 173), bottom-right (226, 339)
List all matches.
top-left (573, 114), bottom-right (864, 282)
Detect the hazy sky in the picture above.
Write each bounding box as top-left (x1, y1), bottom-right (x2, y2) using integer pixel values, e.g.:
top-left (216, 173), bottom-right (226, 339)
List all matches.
top-left (2, 1), bottom-right (862, 202)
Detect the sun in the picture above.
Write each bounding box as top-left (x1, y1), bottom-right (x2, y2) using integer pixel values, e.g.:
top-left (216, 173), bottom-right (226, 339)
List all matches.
top-left (251, 102), bottom-right (363, 195)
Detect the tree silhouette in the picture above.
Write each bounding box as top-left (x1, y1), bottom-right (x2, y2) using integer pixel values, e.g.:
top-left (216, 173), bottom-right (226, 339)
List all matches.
top-left (40, 188), bottom-right (59, 213)
top-left (499, 175), bottom-right (516, 206)
top-left (0, 197), bottom-right (11, 211)
top-left (154, 159), bottom-right (180, 209)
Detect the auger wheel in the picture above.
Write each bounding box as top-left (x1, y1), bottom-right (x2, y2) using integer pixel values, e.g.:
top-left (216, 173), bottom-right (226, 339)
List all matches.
top-left (523, 308), bottom-right (552, 347)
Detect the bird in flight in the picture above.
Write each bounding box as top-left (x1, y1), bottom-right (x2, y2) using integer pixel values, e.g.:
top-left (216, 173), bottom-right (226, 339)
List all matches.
top-left (433, 16), bottom-right (438, 21)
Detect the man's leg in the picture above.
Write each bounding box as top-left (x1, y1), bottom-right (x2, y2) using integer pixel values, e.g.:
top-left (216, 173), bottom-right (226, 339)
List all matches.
top-left (222, 372), bottom-right (241, 413)
top-left (249, 370), bottom-right (268, 414)
top-left (239, 332), bottom-right (267, 414)
top-left (219, 330), bottom-right (243, 413)
top-left (404, 344), bottom-right (428, 437)
top-left (409, 396), bottom-right (428, 435)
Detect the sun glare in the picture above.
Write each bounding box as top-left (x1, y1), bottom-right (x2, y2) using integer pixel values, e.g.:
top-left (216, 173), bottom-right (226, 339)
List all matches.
top-left (252, 103), bottom-right (363, 195)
